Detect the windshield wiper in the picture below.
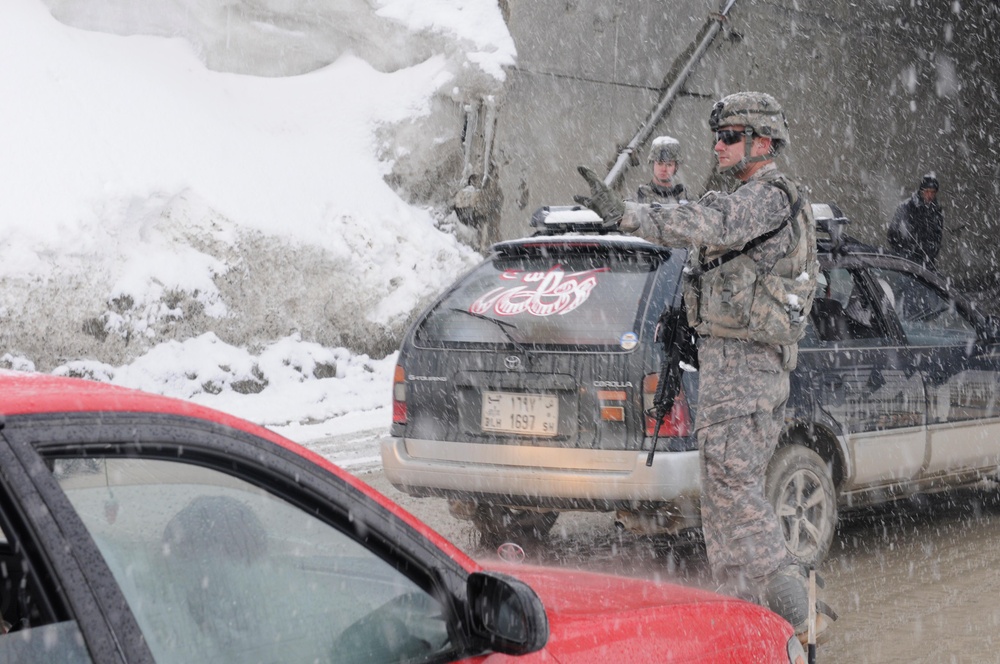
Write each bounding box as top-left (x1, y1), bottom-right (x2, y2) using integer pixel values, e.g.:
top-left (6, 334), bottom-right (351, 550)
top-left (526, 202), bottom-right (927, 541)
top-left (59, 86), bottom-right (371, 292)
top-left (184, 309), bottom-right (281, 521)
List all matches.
top-left (449, 308), bottom-right (526, 352)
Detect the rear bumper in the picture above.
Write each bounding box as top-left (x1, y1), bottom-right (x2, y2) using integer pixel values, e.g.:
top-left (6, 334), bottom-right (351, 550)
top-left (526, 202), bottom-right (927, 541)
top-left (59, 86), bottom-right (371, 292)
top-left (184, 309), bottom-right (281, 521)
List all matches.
top-left (380, 437), bottom-right (701, 510)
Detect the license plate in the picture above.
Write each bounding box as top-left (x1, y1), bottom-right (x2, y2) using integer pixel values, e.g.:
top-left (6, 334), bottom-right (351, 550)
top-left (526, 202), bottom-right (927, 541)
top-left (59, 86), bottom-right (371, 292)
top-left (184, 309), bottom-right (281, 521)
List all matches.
top-left (481, 391), bottom-right (558, 437)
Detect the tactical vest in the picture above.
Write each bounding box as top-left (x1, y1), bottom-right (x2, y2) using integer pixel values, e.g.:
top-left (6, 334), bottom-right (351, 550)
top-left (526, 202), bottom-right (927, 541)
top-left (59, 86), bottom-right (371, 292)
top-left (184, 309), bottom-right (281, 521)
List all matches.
top-left (637, 182), bottom-right (686, 205)
top-left (682, 175), bottom-right (819, 348)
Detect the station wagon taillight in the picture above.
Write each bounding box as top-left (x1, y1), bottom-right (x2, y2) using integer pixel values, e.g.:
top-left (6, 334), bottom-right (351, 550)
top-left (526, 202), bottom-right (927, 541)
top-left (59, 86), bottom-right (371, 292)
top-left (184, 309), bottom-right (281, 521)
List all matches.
top-left (642, 373), bottom-right (692, 437)
top-left (392, 365), bottom-right (407, 424)
top-left (597, 390), bottom-right (627, 422)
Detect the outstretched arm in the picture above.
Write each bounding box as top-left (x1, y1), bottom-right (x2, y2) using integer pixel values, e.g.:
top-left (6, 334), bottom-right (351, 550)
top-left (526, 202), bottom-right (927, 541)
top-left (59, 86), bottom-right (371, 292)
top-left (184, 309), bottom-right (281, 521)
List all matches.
top-left (621, 181), bottom-right (789, 250)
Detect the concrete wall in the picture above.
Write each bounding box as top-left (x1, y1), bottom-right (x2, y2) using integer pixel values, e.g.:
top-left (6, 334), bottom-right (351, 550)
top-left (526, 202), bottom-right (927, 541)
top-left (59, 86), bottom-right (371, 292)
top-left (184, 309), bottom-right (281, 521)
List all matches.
top-left (491, 0), bottom-right (1000, 291)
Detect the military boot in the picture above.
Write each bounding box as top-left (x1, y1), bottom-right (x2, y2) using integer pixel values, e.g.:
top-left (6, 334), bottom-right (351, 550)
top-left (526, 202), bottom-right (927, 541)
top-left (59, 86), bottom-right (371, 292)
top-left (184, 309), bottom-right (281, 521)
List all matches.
top-left (762, 565), bottom-right (838, 645)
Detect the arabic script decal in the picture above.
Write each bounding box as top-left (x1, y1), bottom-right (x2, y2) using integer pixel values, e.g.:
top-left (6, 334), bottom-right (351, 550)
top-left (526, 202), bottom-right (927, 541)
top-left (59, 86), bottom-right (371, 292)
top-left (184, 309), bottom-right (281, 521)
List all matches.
top-left (470, 265), bottom-right (609, 317)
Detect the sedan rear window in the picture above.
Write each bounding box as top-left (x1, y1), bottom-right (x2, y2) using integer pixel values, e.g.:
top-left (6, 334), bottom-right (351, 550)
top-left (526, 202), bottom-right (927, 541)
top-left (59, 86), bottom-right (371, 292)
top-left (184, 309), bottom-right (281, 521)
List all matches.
top-left (415, 245), bottom-right (665, 348)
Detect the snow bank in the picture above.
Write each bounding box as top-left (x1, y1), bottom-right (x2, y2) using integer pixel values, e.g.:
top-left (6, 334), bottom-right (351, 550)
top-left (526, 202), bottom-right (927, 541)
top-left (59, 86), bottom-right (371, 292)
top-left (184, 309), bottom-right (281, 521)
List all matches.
top-left (1, 0), bottom-right (513, 381)
top-left (0, 0), bottom-right (515, 450)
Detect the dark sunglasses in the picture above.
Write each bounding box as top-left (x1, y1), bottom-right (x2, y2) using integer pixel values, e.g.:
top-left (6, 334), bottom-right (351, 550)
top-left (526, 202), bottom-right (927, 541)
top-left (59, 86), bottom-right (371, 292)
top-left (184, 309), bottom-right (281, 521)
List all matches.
top-left (715, 129), bottom-right (746, 145)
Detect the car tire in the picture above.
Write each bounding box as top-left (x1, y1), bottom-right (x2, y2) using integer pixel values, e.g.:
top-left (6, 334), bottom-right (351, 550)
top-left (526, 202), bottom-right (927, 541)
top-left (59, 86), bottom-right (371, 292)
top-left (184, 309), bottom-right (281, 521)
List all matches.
top-left (765, 444), bottom-right (837, 566)
top-left (472, 505), bottom-right (559, 548)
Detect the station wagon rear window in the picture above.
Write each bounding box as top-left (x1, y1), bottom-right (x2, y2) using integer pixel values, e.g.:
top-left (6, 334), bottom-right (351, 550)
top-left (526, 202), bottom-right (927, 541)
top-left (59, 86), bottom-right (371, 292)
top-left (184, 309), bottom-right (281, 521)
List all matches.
top-left (415, 245), bottom-right (664, 348)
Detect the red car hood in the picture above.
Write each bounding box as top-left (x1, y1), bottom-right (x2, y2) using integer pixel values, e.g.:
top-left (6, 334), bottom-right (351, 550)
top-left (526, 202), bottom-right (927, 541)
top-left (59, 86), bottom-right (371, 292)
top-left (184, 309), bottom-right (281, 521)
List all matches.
top-left (484, 562), bottom-right (793, 664)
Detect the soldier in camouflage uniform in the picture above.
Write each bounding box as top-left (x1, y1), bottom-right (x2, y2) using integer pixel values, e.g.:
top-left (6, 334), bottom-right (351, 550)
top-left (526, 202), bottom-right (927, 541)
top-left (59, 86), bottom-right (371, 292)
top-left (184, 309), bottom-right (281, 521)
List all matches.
top-left (575, 92), bottom-right (834, 644)
top-left (635, 136), bottom-right (688, 204)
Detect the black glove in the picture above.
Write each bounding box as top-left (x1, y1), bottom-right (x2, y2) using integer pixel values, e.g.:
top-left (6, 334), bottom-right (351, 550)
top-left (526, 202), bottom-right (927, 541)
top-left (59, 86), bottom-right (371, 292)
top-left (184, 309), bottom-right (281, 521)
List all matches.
top-left (573, 166), bottom-right (624, 227)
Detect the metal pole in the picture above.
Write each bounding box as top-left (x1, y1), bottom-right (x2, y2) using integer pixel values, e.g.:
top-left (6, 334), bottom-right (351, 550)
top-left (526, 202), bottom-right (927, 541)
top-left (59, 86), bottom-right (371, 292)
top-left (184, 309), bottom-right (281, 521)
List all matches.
top-left (808, 568), bottom-right (817, 663)
top-left (604, 0), bottom-right (739, 188)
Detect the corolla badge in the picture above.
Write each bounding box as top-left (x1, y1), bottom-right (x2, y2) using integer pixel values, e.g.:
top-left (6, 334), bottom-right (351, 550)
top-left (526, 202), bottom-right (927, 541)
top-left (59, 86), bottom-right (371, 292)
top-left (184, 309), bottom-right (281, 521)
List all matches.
top-left (504, 355), bottom-right (522, 370)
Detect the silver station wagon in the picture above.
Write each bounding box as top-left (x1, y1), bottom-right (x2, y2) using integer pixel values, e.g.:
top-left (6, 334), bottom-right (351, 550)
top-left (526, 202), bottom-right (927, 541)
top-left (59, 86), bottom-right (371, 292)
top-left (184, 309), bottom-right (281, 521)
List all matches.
top-left (382, 204), bottom-right (1000, 565)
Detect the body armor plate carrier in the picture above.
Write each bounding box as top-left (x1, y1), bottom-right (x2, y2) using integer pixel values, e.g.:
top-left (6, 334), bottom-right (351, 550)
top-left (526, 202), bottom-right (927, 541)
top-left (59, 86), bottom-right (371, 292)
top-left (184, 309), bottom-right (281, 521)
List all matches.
top-left (683, 175), bottom-right (819, 348)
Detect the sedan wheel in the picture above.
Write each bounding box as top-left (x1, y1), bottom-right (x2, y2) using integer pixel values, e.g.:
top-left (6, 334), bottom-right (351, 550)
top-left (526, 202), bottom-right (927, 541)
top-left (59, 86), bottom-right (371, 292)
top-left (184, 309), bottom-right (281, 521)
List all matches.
top-left (472, 505), bottom-right (559, 548)
top-left (766, 444), bottom-right (837, 566)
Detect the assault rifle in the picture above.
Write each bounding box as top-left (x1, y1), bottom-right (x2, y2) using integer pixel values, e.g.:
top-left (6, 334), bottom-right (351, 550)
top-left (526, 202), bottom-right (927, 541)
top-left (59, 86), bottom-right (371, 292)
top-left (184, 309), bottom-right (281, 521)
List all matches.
top-left (645, 306), bottom-right (696, 467)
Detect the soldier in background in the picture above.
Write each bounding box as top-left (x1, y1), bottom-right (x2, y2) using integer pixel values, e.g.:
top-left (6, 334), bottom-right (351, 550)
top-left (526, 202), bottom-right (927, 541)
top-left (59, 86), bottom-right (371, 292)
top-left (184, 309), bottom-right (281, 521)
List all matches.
top-left (887, 173), bottom-right (944, 269)
top-left (574, 92), bottom-right (835, 645)
top-left (636, 136), bottom-right (688, 204)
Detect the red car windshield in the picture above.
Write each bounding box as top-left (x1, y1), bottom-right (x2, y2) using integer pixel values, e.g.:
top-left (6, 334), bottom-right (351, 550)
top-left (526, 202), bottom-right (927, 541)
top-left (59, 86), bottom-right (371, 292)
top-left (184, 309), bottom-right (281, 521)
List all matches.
top-left (415, 246), bottom-right (662, 348)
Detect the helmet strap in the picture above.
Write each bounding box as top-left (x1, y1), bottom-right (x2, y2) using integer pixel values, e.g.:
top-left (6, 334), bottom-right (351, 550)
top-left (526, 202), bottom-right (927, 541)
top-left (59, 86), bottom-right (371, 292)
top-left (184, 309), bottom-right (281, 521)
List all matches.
top-left (742, 127), bottom-right (756, 162)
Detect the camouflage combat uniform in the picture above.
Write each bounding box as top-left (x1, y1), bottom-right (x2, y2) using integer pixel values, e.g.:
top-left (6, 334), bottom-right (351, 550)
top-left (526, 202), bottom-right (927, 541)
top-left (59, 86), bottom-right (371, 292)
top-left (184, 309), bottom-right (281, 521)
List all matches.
top-left (579, 90), bottom-right (831, 642)
top-left (635, 181), bottom-right (688, 205)
top-left (621, 162), bottom-right (806, 588)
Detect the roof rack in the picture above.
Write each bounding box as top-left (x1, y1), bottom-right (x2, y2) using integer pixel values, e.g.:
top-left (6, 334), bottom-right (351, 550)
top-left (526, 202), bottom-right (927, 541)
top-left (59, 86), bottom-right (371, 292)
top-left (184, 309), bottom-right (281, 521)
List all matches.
top-left (529, 205), bottom-right (620, 235)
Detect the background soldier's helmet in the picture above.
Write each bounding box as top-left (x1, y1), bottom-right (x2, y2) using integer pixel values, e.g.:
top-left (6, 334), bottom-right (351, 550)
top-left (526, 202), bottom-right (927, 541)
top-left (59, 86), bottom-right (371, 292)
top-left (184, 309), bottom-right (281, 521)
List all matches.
top-left (709, 92), bottom-right (790, 154)
top-left (920, 173), bottom-right (939, 191)
top-left (648, 135), bottom-right (682, 164)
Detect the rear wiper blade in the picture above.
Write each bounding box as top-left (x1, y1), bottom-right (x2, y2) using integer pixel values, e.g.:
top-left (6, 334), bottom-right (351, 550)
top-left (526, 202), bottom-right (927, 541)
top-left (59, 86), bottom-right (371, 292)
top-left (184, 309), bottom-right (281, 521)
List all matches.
top-left (449, 308), bottom-right (526, 352)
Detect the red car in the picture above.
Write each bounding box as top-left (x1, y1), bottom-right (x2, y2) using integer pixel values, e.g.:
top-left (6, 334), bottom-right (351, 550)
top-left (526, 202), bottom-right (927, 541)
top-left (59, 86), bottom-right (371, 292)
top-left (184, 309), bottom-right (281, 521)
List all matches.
top-left (0, 371), bottom-right (802, 663)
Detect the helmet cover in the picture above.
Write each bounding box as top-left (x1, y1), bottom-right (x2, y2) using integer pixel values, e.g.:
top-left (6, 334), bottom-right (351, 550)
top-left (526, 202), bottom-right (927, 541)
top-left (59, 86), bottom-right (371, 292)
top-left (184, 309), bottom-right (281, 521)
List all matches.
top-left (709, 91), bottom-right (790, 152)
top-left (648, 135), bottom-right (682, 164)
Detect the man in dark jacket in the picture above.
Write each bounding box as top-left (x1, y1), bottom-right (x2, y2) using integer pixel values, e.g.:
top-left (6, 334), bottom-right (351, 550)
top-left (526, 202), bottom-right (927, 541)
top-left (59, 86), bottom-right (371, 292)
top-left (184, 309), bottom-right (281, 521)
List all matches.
top-left (887, 174), bottom-right (944, 269)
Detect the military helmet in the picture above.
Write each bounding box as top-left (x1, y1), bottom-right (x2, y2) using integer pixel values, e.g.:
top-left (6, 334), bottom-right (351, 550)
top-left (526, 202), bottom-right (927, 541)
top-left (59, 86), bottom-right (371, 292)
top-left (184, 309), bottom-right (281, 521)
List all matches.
top-left (709, 91), bottom-right (790, 153)
top-left (920, 173), bottom-right (939, 191)
top-left (648, 135), bottom-right (682, 164)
